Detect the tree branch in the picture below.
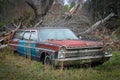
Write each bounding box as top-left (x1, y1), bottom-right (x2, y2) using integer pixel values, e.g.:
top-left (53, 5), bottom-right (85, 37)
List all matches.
top-left (82, 13), bottom-right (115, 34)
top-left (63, 0), bottom-right (84, 20)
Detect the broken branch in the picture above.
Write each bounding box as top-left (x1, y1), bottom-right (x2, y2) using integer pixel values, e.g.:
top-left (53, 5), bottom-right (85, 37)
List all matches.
top-left (82, 13), bottom-right (115, 34)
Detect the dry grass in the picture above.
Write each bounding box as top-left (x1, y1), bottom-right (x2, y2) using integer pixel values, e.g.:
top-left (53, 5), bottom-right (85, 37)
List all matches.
top-left (0, 48), bottom-right (120, 80)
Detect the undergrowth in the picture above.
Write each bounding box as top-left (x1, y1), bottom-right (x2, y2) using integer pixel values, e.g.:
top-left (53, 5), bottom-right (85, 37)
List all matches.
top-left (0, 48), bottom-right (120, 80)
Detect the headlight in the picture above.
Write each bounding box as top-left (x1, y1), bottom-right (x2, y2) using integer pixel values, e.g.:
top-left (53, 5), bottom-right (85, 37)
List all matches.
top-left (58, 47), bottom-right (66, 58)
top-left (105, 47), bottom-right (112, 55)
top-left (106, 47), bottom-right (112, 52)
top-left (107, 47), bottom-right (112, 51)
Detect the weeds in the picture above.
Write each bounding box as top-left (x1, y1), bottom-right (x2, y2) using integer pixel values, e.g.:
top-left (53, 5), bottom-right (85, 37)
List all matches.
top-left (0, 48), bottom-right (120, 80)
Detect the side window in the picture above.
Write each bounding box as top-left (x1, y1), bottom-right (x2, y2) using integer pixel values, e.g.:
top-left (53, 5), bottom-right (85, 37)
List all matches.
top-left (13, 31), bottom-right (24, 41)
top-left (23, 31), bottom-right (31, 40)
top-left (30, 31), bottom-right (37, 41)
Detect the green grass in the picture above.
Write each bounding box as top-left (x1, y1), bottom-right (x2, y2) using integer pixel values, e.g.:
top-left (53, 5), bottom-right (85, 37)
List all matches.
top-left (0, 48), bottom-right (120, 80)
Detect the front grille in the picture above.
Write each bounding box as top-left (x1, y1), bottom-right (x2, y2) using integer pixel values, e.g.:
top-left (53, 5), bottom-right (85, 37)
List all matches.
top-left (64, 47), bottom-right (104, 58)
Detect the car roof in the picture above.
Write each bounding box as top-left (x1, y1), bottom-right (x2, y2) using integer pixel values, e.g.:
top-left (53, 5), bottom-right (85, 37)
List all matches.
top-left (17, 27), bottom-right (69, 31)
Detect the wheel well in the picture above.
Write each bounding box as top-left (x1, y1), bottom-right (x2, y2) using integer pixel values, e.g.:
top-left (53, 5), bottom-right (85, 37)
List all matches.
top-left (40, 52), bottom-right (49, 61)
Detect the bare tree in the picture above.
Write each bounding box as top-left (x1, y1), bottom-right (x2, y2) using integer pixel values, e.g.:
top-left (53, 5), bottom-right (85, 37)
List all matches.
top-left (26, 0), bottom-right (86, 25)
top-left (26, 0), bottom-right (54, 26)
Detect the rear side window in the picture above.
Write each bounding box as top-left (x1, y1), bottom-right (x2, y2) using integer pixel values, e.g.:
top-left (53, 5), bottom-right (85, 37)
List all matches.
top-left (30, 31), bottom-right (37, 41)
top-left (13, 31), bottom-right (24, 41)
top-left (13, 30), bottom-right (37, 41)
top-left (23, 31), bottom-right (31, 40)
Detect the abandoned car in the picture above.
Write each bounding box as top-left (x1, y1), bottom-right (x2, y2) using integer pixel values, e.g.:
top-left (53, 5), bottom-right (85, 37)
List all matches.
top-left (9, 27), bottom-right (112, 66)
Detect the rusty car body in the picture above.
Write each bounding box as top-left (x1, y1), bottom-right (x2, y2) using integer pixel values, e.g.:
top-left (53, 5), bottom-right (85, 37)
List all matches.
top-left (9, 27), bottom-right (112, 66)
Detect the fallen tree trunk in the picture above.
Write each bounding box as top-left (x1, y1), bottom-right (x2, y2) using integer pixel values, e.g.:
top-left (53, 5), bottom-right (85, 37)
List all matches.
top-left (82, 13), bottom-right (115, 34)
top-left (0, 44), bottom-right (7, 49)
top-left (0, 38), bottom-right (4, 44)
top-left (0, 19), bottom-right (23, 46)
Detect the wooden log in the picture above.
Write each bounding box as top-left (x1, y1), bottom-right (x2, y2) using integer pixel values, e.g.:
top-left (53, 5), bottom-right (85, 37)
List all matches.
top-left (0, 44), bottom-right (7, 49)
top-left (0, 38), bottom-right (4, 43)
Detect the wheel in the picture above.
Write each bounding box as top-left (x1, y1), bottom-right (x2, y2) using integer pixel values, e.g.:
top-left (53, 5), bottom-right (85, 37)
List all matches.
top-left (41, 54), bottom-right (54, 69)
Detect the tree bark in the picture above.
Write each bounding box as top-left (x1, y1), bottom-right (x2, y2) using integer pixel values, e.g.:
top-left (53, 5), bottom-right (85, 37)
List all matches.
top-left (26, 0), bottom-right (54, 24)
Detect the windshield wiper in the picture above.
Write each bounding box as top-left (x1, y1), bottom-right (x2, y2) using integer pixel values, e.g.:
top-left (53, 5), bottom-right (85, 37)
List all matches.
top-left (47, 39), bottom-right (56, 41)
top-left (66, 38), bottom-right (78, 40)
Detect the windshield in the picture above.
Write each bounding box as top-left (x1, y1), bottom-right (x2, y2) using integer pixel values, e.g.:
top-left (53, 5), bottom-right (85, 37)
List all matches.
top-left (39, 29), bottom-right (78, 42)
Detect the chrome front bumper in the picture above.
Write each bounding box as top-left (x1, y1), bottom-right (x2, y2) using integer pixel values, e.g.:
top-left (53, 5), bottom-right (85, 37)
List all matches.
top-left (54, 54), bottom-right (112, 66)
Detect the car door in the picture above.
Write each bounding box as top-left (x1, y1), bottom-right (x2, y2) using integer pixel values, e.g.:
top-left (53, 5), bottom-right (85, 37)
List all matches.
top-left (17, 30), bottom-right (37, 59)
top-left (18, 31), bottom-right (31, 56)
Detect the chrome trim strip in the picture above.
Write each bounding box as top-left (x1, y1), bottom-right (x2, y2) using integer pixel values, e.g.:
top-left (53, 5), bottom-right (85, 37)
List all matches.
top-left (64, 49), bottom-right (100, 54)
top-left (9, 44), bottom-right (55, 52)
top-left (55, 54), bottom-right (112, 61)
top-left (66, 46), bottom-right (103, 49)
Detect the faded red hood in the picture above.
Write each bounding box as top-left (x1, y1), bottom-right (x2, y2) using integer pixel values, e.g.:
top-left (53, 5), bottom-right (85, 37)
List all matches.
top-left (46, 40), bottom-right (103, 47)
